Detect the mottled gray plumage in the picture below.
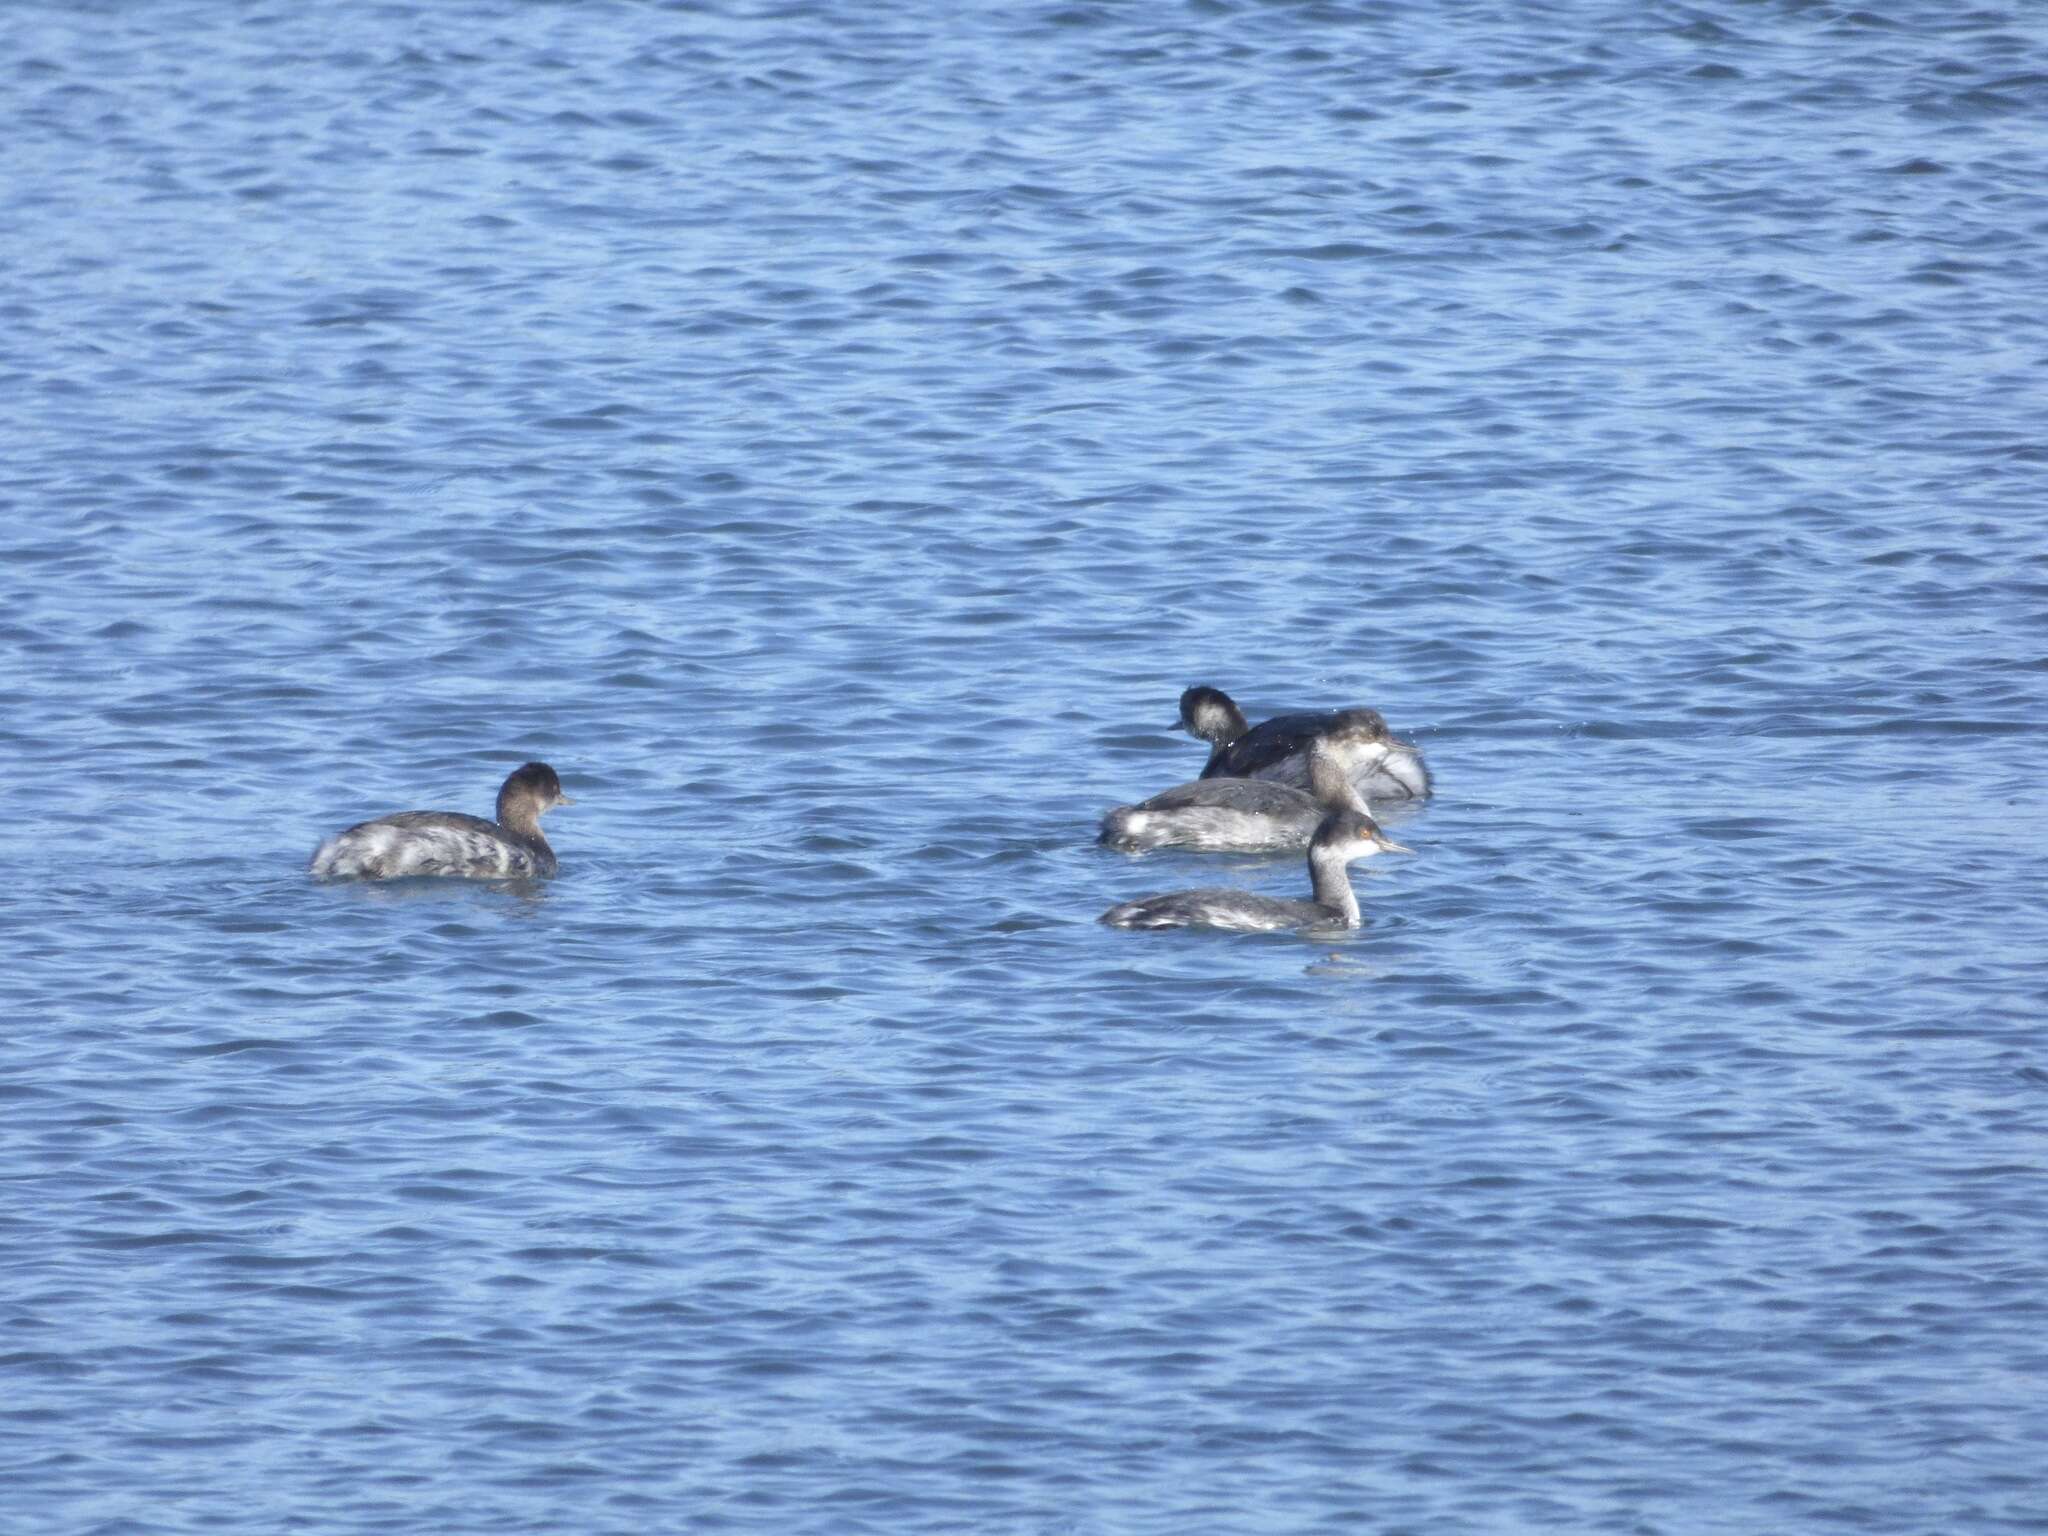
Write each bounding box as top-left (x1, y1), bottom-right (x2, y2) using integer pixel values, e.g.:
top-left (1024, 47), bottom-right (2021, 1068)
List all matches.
top-left (309, 762), bottom-right (572, 881)
top-left (1099, 743), bottom-right (1365, 853)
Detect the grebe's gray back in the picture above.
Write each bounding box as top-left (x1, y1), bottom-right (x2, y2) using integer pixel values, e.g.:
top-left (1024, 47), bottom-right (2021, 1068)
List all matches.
top-left (309, 762), bottom-right (574, 881)
top-left (1192, 686), bottom-right (1432, 801)
top-left (1100, 808), bottom-right (1411, 932)
top-left (1099, 743), bottom-right (1365, 854)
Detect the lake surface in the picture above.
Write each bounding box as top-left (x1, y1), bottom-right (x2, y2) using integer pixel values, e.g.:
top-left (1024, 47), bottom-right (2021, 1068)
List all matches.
top-left (5, 2), bottom-right (2047, 1531)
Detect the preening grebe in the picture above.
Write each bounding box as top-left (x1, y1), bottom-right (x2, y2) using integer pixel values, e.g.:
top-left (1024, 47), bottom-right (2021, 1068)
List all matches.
top-left (1191, 685), bottom-right (1431, 801)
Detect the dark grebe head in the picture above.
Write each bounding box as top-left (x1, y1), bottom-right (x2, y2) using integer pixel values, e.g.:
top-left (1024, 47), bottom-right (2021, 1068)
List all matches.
top-left (1311, 807), bottom-right (1412, 860)
top-left (1179, 685), bottom-right (1250, 745)
top-left (496, 762), bottom-right (574, 829)
top-left (1327, 707), bottom-right (1390, 743)
top-left (1324, 706), bottom-right (1423, 759)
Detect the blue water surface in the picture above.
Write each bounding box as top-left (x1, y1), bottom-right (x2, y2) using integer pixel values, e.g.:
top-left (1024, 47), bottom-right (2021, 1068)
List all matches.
top-left (4, 2), bottom-right (2047, 1531)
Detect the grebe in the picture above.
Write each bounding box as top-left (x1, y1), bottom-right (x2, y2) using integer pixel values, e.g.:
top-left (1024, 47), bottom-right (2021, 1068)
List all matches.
top-left (1191, 685), bottom-right (1431, 800)
top-left (1099, 742), bottom-right (1366, 854)
top-left (309, 762), bottom-right (573, 881)
top-left (1100, 809), bottom-right (1411, 932)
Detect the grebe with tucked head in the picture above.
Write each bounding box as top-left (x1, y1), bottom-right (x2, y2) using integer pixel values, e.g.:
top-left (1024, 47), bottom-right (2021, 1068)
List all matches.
top-left (1100, 742), bottom-right (1367, 854)
top-left (1101, 808), bottom-right (1412, 932)
top-left (1191, 685), bottom-right (1431, 801)
top-left (309, 762), bottom-right (573, 881)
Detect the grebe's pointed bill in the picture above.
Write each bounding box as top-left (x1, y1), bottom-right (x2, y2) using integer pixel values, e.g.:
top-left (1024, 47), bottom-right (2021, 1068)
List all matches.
top-left (1372, 829), bottom-right (1413, 855)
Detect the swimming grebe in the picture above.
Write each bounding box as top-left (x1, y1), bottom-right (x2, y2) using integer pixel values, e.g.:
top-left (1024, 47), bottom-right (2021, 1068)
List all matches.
top-left (1191, 685), bottom-right (1431, 801)
top-left (1100, 808), bottom-right (1411, 932)
top-left (1099, 742), bottom-right (1367, 854)
top-left (309, 762), bottom-right (573, 881)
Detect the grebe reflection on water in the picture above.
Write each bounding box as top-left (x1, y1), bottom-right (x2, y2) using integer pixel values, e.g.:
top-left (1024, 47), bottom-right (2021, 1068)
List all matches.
top-left (309, 762), bottom-right (573, 881)
top-left (1100, 808), bottom-right (1411, 933)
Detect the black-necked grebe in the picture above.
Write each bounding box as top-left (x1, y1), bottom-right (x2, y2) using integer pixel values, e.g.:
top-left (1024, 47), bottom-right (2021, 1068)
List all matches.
top-left (309, 762), bottom-right (573, 881)
top-left (1099, 742), bottom-right (1365, 854)
top-left (1191, 685), bottom-right (1431, 801)
top-left (1100, 808), bottom-right (1411, 932)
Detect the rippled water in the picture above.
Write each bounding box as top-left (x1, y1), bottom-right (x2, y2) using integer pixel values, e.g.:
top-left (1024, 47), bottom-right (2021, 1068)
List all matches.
top-left (6, 2), bottom-right (2047, 1530)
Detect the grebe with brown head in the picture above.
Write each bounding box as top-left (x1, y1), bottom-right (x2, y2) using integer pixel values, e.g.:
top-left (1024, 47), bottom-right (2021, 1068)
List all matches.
top-left (309, 762), bottom-right (573, 881)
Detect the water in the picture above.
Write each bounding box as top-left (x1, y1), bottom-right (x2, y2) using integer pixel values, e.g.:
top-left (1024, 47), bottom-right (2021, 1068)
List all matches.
top-left (5, 2), bottom-right (2047, 1530)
